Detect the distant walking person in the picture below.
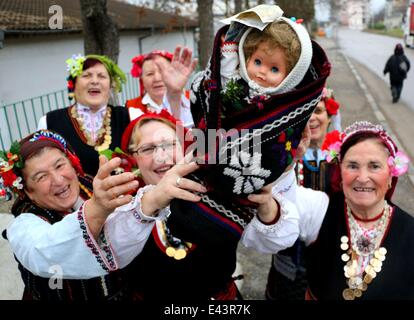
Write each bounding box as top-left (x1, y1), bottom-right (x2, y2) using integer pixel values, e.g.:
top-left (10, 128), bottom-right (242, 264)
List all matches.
top-left (383, 43), bottom-right (410, 103)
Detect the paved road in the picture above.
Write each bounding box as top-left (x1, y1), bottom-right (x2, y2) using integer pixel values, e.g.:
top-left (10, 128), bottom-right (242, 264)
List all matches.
top-left (1, 30), bottom-right (414, 300)
top-left (336, 27), bottom-right (414, 111)
top-left (0, 213), bottom-right (24, 299)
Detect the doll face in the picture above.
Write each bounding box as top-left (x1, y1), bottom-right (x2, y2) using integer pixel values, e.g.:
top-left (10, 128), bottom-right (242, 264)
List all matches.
top-left (246, 41), bottom-right (288, 88)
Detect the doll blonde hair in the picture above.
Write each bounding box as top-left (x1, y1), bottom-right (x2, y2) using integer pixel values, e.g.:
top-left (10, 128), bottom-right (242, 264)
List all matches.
top-left (243, 21), bottom-right (301, 74)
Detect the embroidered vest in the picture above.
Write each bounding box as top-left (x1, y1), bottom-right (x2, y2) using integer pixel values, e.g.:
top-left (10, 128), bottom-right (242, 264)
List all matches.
top-left (46, 105), bottom-right (130, 176)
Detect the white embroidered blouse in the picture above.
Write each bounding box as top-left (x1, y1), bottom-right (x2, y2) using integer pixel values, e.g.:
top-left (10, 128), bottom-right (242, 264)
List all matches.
top-left (6, 169), bottom-right (302, 279)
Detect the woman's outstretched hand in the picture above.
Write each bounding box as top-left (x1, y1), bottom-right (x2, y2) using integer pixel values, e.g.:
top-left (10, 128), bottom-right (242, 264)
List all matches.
top-left (141, 157), bottom-right (207, 216)
top-left (85, 156), bottom-right (139, 239)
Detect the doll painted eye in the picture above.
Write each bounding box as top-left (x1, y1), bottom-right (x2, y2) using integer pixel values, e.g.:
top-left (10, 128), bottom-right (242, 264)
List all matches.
top-left (271, 66), bottom-right (279, 73)
top-left (254, 59), bottom-right (261, 66)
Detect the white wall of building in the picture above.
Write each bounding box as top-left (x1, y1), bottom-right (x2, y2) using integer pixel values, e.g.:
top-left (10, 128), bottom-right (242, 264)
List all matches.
top-left (0, 29), bottom-right (195, 149)
top-left (346, 0), bottom-right (370, 30)
top-left (0, 29), bottom-right (196, 106)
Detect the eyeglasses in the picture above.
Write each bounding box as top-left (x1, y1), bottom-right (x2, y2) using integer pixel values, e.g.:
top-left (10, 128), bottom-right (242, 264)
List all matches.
top-left (133, 140), bottom-right (177, 156)
top-left (313, 106), bottom-right (327, 115)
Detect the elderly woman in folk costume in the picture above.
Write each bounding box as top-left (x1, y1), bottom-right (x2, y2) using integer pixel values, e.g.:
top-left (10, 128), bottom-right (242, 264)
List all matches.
top-left (126, 47), bottom-right (196, 128)
top-left (279, 121), bottom-right (413, 300)
top-left (0, 130), bottom-right (160, 300)
top-left (37, 54), bottom-right (130, 176)
top-left (266, 86), bottom-right (342, 300)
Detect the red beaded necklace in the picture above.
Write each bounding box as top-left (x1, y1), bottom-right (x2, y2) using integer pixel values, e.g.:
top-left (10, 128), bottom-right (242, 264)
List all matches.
top-left (350, 208), bottom-right (385, 223)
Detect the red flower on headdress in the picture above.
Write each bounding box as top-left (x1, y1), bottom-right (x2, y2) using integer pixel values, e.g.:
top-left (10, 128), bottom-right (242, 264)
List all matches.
top-left (325, 98), bottom-right (340, 116)
top-left (67, 79), bottom-right (74, 90)
top-left (321, 130), bottom-right (343, 162)
top-left (2, 170), bottom-right (17, 187)
top-left (131, 55), bottom-right (146, 78)
top-left (130, 50), bottom-right (173, 78)
top-left (321, 130), bottom-right (341, 151)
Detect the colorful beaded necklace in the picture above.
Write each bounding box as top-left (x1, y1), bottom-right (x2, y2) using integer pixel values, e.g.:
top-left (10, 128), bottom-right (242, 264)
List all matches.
top-left (71, 105), bottom-right (112, 152)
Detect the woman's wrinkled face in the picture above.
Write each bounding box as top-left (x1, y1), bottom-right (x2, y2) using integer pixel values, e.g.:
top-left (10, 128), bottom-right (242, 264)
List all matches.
top-left (141, 58), bottom-right (168, 104)
top-left (131, 121), bottom-right (183, 185)
top-left (340, 138), bottom-right (392, 216)
top-left (309, 100), bottom-right (331, 146)
top-left (74, 62), bottom-right (111, 111)
top-left (23, 148), bottom-right (80, 212)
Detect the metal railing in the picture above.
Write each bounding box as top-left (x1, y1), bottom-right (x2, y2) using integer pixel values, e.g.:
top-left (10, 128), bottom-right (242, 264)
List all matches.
top-left (0, 74), bottom-right (140, 151)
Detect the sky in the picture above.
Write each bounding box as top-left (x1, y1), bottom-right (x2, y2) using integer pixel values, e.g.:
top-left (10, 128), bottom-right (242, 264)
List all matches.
top-left (371, 0), bottom-right (386, 13)
top-left (316, 0), bottom-right (387, 22)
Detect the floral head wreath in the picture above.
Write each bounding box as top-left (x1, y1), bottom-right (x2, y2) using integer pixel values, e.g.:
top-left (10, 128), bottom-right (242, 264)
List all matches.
top-left (321, 121), bottom-right (410, 177)
top-left (130, 50), bottom-right (173, 95)
top-left (0, 130), bottom-right (84, 201)
top-left (321, 87), bottom-right (340, 116)
top-left (65, 54), bottom-right (127, 100)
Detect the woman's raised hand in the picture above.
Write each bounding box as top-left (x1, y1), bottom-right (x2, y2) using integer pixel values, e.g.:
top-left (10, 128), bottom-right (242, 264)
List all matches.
top-left (153, 45), bottom-right (198, 94)
top-left (141, 157), bottom-right (207, 216)
top-left (88, 156), bottom-right (139, 214)
top-left (85, 156), bottom-right (139, 239)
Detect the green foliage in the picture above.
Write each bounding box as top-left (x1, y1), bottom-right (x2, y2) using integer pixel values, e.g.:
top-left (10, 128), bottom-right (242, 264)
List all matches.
top-left (0, 141), bottom-right (23, 169)
top-left (99, 149), bottom-right (114, 160)
top-left (371, 23), bottom-right (386, 30)
top-left (221, 78), bottom-right (244, 115)
top-left (98, 147), bottom-right (127, 160)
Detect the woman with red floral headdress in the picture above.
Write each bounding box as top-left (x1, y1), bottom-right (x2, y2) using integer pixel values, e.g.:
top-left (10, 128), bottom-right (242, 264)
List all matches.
top-left (126, 46), bottom-right (197, 128)
top-left (279, 121), bottom-right (414, 300)
top-left (0, 130), bottom-right (158, 300)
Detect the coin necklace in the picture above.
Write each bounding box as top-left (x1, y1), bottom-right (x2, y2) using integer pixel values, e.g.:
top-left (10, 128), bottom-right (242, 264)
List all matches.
top-left (156, 219), bottom-right (193, 261)
top-left (341, 200), bottom-right (391, 300)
